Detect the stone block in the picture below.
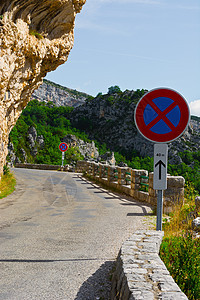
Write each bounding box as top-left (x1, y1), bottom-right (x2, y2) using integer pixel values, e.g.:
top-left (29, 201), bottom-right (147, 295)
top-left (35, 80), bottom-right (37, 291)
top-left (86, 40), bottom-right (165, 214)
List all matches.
top-left (167, 176), bottom-right (185, 188)
top-left (137, 191), bottom-right (148, 202)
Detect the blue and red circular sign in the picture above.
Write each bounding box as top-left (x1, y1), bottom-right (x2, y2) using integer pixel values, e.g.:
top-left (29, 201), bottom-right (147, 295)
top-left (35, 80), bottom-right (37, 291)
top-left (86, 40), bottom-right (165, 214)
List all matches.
top-left (59, 142), bottom-right (68, 152)
top-left (134, 88), bottom-right (190, 143)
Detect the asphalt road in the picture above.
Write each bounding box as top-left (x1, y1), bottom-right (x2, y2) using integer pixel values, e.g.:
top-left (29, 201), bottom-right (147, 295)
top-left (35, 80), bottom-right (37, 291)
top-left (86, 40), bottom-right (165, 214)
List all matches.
top-left (0, 168), bottom-right (152, 300)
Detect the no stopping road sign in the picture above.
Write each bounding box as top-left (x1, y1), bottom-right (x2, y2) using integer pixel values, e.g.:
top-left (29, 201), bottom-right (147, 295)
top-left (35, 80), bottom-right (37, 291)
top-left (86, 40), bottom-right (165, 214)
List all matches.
top-left (134, 88), bottom-right (190, 143)
top-left (59, 142), bottom-right (68, 152)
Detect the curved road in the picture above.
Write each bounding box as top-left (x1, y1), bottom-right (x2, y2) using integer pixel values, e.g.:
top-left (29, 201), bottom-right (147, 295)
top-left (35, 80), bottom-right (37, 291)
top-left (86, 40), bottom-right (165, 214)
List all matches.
top-left (0, 168), bottom-right (152, 300)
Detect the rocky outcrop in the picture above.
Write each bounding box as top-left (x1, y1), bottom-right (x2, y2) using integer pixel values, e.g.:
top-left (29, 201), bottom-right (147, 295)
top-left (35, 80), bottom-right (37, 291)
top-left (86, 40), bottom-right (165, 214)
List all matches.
top-left (32, 79), bottom-right (90, 107)
top-left (62, 134), bottom-right (99, 160)
top-left (0, 0), bottom-right (86, 177)
top-left (8, 126), bottom-right (44, 165)
top-left (8, 130), bottom-right (99, 166)
top-left (27, 126), bottom-right (44, 156)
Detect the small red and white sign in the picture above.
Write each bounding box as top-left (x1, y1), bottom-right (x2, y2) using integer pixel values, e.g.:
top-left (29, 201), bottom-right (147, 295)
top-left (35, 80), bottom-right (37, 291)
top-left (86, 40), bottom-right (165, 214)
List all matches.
top-left (59, 142), bottom-right (68, 152)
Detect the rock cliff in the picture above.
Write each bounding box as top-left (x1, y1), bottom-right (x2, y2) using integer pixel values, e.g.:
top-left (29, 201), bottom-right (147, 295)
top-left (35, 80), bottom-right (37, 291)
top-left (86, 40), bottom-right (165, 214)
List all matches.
top-left (32, 79), bottom-right (90, 107)
top-left (0, 0), bottom-right (86, 177)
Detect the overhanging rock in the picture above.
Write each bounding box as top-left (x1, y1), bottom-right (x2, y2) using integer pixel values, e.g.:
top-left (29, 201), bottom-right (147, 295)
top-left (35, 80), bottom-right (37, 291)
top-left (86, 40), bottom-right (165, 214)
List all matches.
top-left (0, 0), bottom-right (86, 177)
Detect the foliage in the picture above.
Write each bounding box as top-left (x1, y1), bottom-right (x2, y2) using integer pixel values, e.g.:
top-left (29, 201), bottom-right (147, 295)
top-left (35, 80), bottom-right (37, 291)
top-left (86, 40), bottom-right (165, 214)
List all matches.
top-left (160, 234), bottom-right (200, 300)
top-left (162, 184), bottom-right (197, 238)
top-left (132, 89), bottom-right (147, 99)
top-left (160, 181), bottom-right (199, 299)
top-left (3, 165), bottom-right (10, 175)
top-left (0, 169), bottom-right (16, 199)
top-left (94, 140), bottom-right (154, 172)
top-left (168, 151), bottom-right (200, 193)
top-left (9, 100), bottom-right (88, 165)
top-left (108, 85), bottom-right (122, 94)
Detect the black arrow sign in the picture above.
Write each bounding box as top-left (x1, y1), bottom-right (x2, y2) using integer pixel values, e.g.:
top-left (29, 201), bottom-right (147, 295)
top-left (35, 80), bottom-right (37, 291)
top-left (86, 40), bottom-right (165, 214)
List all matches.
top-left (155, 160), bottom-right (166, 180)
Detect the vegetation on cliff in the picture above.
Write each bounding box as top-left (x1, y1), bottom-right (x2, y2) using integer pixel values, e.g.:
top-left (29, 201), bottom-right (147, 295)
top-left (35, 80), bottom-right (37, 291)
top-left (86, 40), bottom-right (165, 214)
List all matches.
top-left (8, 100), bottom-right (87, 165)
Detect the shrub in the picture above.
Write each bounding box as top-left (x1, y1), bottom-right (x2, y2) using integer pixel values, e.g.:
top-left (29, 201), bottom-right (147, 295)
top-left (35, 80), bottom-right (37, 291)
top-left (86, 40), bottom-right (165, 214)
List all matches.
top-left (160, 234), bottom-right (200, 300)
top-left (0, 171), bottom-right (16, 199)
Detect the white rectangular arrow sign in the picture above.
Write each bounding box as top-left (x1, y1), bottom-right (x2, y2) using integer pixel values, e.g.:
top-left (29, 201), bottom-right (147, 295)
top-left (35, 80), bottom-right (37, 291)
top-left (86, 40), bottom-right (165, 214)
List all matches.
top-left (153, 144), bottom-right (168, 190)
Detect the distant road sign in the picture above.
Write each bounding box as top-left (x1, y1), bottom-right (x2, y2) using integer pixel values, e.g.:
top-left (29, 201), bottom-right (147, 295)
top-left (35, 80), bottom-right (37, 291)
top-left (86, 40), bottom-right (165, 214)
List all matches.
top-left (59, 142), bottom-right (68, 152)
top-left (134, 88), bottom-right (190, 143)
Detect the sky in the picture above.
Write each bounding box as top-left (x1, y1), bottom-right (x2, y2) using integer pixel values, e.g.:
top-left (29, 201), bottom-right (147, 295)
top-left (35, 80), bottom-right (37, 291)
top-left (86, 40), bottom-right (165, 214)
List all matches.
top-left (46, 0), bottom-right (200, 117)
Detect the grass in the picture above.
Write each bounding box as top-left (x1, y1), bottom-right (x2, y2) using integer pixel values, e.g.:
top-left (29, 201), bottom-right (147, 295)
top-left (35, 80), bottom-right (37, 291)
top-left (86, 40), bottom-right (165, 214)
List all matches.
top-left (0, 168), bottom-right (16, 199)
top-left (162, 182), bottom-right (198, 237)
top-left (160, 234), bottom-right (200, 300)
top-left (160, 182), bottom-right (200, 300)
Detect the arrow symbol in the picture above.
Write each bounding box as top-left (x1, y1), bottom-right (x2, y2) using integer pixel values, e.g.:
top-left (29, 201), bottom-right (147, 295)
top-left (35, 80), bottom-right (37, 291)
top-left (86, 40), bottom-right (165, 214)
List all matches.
top-left (155, 160), bottom-right (166, 180)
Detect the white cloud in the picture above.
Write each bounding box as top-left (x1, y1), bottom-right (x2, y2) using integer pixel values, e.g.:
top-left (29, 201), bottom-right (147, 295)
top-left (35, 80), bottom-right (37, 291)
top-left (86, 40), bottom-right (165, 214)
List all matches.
top-left (189, 100), bottom-right (200, 117)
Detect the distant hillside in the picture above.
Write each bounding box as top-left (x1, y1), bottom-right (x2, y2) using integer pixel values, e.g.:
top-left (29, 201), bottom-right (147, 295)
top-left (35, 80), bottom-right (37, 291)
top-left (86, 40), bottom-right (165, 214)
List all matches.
top-left (70, 89), bottom-right (200, 164)
top-left (31, 79), bottom-right (92, 107)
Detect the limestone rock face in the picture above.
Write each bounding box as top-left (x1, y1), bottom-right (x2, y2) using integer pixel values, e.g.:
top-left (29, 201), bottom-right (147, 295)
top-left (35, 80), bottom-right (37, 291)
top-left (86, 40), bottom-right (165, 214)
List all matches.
top-left (0, 0), bottom-right (86, 176)
top-left (32, 79), bottom-right (90, 107)
top-left (62, 134), bottom-right (99, 160)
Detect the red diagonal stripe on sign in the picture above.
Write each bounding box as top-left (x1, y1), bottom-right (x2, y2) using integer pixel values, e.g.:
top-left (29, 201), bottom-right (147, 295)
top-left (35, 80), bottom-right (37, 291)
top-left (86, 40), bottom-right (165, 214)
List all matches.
top-left (145, 100), bottom-right (177, 131)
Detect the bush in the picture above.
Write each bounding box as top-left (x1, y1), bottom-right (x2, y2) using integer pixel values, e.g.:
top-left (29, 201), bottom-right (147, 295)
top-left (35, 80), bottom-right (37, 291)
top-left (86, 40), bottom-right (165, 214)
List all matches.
top-left (8, 100), bottom-right (89, 165)
top-left (160, 234), bottom-right (200, 300)
top-left (108, 85), bottom-right (121, 94)
top-left (0, 171), bottom-right (16, 199)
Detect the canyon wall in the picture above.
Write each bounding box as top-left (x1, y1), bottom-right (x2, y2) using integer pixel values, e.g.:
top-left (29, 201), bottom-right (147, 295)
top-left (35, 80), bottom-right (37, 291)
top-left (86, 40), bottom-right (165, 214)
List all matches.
top-left (0, 0), bottom-right (86, 177)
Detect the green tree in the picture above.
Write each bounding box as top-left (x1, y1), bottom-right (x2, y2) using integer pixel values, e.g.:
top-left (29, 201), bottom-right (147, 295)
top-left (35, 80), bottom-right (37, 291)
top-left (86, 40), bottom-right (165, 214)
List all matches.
top-left (108, 85), bottom-right (121, 94)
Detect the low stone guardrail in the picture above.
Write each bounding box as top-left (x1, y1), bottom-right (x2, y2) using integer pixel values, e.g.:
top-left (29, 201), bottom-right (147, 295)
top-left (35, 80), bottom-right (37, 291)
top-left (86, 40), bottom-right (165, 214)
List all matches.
top-left (76, 161), bottom-right (185, 213)
top-left (15, 163), bottom-right (68, 171)
top-left (111, 230), bottom-right (188, 300)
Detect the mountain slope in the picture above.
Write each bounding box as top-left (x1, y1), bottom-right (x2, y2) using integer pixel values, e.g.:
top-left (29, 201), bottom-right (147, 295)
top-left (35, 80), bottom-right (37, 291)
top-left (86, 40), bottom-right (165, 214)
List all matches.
top-left (32, 79), bottom-right (92, 107)
top-left (70, 90), bottom-right (200, 164)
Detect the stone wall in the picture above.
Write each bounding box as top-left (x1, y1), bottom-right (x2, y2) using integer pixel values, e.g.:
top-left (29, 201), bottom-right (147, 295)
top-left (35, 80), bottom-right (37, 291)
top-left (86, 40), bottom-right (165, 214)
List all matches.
top-left (76, 161), bottom-right (185, 213)
top-left (0, 0), bottom-right (86, 178)
top-left (15, 163), bottom-right (62, 171)
top-left (111, 230), bottom-right (188, 300)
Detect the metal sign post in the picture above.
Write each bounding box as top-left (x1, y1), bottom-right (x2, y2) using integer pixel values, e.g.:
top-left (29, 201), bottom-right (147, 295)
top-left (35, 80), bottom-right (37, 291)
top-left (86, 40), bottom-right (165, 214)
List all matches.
top-left (134, 88), bottom-right (190, 231)
top-left (61, 152), bottom-right (65, 168)
top-left (154, 143), bottom-right (168, 230)
top-left (59, 142), bottom-right (68, 169)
